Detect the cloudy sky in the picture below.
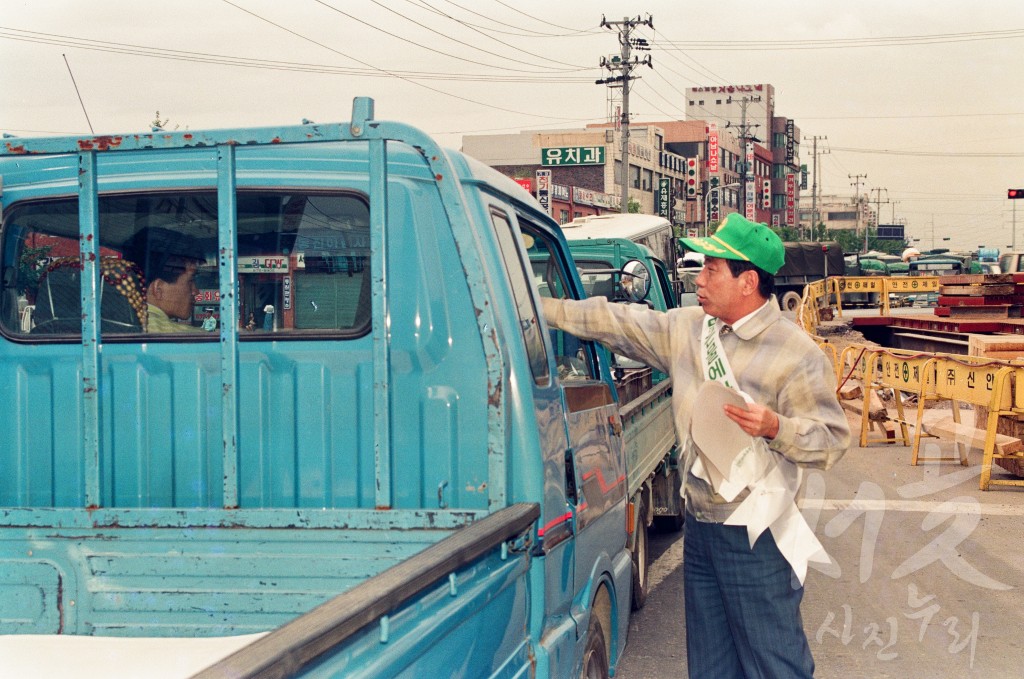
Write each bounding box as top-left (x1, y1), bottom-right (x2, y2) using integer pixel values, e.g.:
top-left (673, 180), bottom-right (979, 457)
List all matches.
top-left (2, 0), bottom-right (1022, 252)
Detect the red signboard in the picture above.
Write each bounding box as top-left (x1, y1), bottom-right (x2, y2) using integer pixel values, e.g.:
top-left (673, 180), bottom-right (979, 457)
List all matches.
top-left (707, 124), bottom-right (718, 174)
top-left (785, 174), bottom-right (796, 226)
top-left (514, 178), bottom-right (533, 192)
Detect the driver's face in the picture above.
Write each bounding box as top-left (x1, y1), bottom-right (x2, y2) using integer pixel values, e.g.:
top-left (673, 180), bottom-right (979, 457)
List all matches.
top-left (153, 262), bottom-right (199, 320)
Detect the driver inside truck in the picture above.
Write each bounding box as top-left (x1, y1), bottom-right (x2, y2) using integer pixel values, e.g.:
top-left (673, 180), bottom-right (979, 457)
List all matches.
top-left (122, 226), bottom-right (206, 333)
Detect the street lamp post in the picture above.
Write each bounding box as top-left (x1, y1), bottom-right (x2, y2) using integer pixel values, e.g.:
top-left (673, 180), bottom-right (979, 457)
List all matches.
top-left (704, 182), bottom-right (740, 237)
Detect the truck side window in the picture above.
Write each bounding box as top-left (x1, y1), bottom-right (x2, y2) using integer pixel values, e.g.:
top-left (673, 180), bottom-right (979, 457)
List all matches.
top-left (519, 221), bottom-right (596, 382)
top-left (574, 260), bottom-right (618, 301)
top-left (490, 209), bottom-right (550, 386)
top-left (1, 191), bottom-right (370, 339)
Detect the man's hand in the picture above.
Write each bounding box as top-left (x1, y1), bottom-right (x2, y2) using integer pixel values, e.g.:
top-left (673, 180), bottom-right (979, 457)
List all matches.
top-left (723, 402), bottom-right (780, 440)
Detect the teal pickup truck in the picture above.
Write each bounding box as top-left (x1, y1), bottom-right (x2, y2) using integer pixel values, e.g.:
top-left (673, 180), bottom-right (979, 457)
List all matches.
top-left (557, 213), bottom-right (682, 610)
top-left (0, 98), bottom-right (663, 678)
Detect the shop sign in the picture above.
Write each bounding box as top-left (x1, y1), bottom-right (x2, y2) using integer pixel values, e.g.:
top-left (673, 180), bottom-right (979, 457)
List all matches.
top-left (536, 169), bottom-right (551, 215)
top-left (239, 256), bottom-right (289, 273)
top-left (707, 124), bottom-right (719, 174)
top-left (283, 276), bottom-right (291, 311)
top-left (786, 173), bottom-right (797, 226)
top-left (541, 146), bottom-right (605, 166)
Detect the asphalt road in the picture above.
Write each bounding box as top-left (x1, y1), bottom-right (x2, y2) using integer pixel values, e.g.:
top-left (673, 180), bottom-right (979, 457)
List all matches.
top-left (614, 410), bottom-right (1024, 679)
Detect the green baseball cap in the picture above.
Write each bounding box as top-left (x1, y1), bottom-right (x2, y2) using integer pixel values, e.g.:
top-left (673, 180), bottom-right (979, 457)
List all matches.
top-left (681, 213), bottom-right (785, 275)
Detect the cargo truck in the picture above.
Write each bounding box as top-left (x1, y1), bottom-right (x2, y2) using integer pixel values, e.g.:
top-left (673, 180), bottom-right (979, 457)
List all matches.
top-left (0, 98), bottom-right (671, 678)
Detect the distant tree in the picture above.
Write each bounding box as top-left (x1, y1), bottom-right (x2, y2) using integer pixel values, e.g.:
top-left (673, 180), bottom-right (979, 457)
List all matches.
top-left (627, 197), bottom-right (642, 213)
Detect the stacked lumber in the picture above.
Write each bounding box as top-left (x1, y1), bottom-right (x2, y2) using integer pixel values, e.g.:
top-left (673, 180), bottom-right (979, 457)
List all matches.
top-left (936, 273), bottom-right (1023, 318)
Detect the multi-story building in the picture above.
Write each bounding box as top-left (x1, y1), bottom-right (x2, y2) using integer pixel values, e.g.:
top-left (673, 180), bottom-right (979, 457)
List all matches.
top-left (461, 125), bottom-right (691, 230)
top-left (798, 193), bottom-right (871, 234)
top-left (461, 82), bottom-right (804, 238)
top-left (684, 84), bottom-right (802, 231)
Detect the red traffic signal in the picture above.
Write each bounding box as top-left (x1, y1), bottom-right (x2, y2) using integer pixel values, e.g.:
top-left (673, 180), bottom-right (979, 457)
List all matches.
top-left (1009, 189), bottom-right (1024, 199)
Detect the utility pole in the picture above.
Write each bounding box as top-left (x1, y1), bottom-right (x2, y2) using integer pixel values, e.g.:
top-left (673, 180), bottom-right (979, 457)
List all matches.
top-left (727, 96), bottom-right (761, 221)
top-left (807, 135), bottom-right (827, 240)
top-left (849, 173), bottom-right (868, 252)
top-left (599, 15), bottom-right (653, 214)
top-left (869, 186), bottom-right (889, 238)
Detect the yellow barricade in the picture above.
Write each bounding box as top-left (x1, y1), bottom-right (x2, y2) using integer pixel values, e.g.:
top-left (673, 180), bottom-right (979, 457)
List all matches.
top-left (861, 349), bottom-right (935, 448)
top-left (912, 356), bottom-right (1014, 475)
top-left (816, 340), bottom-right (841, 385)
top-left (980, 365), bottom-right (1024, 490)
top-left (838, 343), bottom-right (873, 388)
top-left (881, 276), bottom-right (940, 315)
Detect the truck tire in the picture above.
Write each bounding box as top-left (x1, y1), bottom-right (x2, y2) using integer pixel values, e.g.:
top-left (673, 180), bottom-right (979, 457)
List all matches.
top-left (780, 291), bottom-right (802, 312)
top-left (579, 605), bottom-right (610, 679)
top-left (631, 497), bottom-right (650, 610)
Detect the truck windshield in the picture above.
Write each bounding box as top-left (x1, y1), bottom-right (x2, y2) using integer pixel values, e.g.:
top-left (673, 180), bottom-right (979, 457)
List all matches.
top-left (2, 191), bottom-right (370, 339)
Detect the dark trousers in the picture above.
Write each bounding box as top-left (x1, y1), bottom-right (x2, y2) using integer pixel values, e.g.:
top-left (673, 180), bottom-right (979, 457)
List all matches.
top-left (684, 512), bottom-right (814, 679)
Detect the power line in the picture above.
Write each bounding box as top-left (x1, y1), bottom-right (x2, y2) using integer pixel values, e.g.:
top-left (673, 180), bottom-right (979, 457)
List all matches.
top-left (488, 0), bottom-right (590, 34)
top-left (799, 111), bottom-right (1024, 120)
top-left (219, 0), bottom-right (592, 121)
top-left (657, 28), bottom-right (1024, 50)
top-left (410, 0), bottom-right (602, 38)
top-left (832, 146), bottom-right (1024, 158)
top-left (0, 26), bottom-right (590, 82)
top-left (311, 0), bottom-right (588, 73)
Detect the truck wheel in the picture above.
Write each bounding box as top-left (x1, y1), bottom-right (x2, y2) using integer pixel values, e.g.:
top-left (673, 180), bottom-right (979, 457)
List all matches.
top-left (579, 609), bottom-right (610, 679)
top-left (781, 291), bottom-right (802, 312)
top-left (631, 498), bottom-right (650, 610)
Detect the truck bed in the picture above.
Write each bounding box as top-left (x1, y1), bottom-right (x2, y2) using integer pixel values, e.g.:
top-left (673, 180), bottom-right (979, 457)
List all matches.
top-left (619, 379), bottom-right (675, 497)
top-left (0, 508), bottom-right (478, 635)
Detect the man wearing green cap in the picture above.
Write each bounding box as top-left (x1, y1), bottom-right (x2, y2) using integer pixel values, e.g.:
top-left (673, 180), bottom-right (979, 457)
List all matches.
top-left (540, 213), bottom-right (850, 678)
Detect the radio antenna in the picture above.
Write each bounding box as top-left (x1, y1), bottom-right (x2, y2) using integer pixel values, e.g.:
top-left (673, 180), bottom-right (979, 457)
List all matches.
top-left (63, 53), bottom-right (94, 134)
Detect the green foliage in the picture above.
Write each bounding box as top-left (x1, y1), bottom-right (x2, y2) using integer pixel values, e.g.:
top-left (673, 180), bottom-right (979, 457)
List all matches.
top-left (627, 197), bottom-right (642, 213)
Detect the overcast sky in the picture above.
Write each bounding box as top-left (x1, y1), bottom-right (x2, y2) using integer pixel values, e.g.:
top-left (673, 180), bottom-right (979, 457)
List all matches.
top-left (2, 0), bottom-right (1022, 252)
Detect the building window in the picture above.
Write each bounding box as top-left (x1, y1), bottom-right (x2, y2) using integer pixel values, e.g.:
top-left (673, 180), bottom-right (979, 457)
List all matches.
top-left (630, 165), bottom-right (641, 189)
top-left (560, 209), bottom-right (570, 224)
top-left (642, 169), bottom-right (653, 191)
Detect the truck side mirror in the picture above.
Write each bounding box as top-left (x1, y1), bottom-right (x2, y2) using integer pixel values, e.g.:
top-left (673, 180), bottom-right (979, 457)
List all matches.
top-left (620, 260), bottom-right (651, 303)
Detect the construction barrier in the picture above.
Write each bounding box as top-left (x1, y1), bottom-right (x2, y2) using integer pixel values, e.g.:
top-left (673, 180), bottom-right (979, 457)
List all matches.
top-left (862, 349), bottom-right (935, 448)
top-left (912, 356), bottom-right (1015, 479)
top-left (978, 364), bottom-right (1024, 490)
top-left (830, 275), bottom-right (941, 317)
top-left (798, 276), bottom-right (1024, 490)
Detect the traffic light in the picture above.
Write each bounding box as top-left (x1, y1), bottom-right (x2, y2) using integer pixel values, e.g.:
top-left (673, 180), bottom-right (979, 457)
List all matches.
top-left (1009, 189), bottom-right (1024, 199)
top-left (686, 158), bottom-right (698, 199)
top-left (762, 179), bottom-right (771, 209)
